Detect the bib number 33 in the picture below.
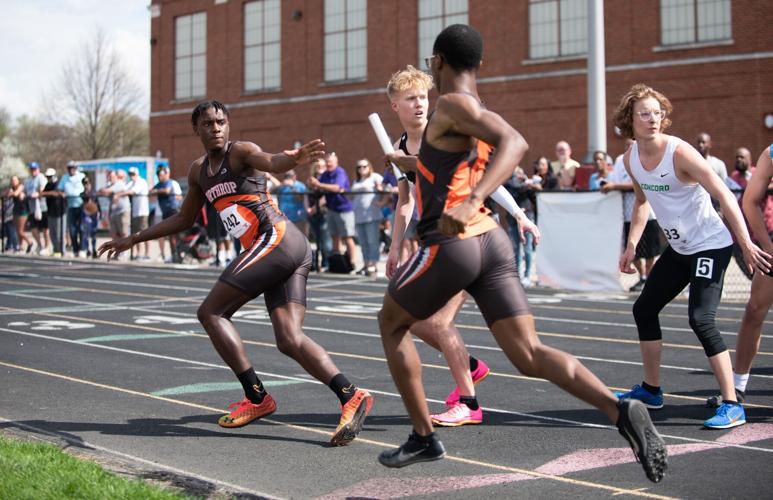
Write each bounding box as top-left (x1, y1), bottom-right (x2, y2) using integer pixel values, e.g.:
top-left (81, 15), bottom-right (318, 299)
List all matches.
top-left (662, 228), bottom-right (680, 240)
top-left (219, 204), bottom-right (251, 238)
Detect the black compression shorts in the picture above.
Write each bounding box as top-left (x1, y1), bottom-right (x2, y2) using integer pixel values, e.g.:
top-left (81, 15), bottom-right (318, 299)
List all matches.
top-left (388, 226), bottom-right (531, 327)
top-left (219, 220), bottom-right (312, 312)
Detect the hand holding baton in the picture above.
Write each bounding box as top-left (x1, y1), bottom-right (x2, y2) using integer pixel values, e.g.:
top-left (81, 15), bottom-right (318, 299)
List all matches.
top-left (368, 113), bottom-right (406, 181)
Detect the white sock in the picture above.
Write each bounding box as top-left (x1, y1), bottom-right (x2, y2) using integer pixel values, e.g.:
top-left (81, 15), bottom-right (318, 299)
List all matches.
top-left (734, 372), bottom-right (750, 392)
top-left (218, 250), bottom-right (226, 262)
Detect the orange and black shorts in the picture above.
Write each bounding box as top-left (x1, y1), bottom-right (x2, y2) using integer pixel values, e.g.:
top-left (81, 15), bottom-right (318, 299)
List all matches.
top-left (219, 220), bottom-right (312, 312)
top-left (388, 226), bottom-right (531, 327)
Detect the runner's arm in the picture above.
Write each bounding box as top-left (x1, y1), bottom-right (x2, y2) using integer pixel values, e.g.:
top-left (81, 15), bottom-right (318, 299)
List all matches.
top-left (236, 140), bottom-right (325, 175)
top-left (742, 148), bottom-right (773, 255)
top-left (676, 144), bottom-right (771, 273)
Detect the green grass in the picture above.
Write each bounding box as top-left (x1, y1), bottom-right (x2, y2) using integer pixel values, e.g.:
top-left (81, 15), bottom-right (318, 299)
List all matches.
top-left (0, 435), bottom-right (189, 500)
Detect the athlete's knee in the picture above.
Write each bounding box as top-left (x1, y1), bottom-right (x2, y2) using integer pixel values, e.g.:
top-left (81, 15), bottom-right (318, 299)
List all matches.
top-left (632, 295), bottom-right (655, 323)
top-left (378, 302), bottom-right (412, 339)
top-left (275, 332), bottom-right (302, 357)
top-left (744, 297), bottom-right (770, 327)
top-left (196, 303), bottom-right (215, 326)
top-left (633, 296), bottom-right (662, 342)
top-left (509, 342), bottom-right (545, 378)
top-left (688, 310), bottom-right (726, 357)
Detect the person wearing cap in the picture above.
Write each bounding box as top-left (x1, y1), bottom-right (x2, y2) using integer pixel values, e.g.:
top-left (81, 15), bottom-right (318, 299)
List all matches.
top-left (41, 168), bottom-right (65, 256)
top-left (58, 161), bottom-right (85, 257)
top-left (120, 166), bottom-right (150, 260)
top-left (23, 162), bottom-right (48, 254)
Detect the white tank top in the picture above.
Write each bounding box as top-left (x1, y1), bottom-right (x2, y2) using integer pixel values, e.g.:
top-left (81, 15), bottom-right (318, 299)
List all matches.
top-left (629, 135), bottom-right (732, 255)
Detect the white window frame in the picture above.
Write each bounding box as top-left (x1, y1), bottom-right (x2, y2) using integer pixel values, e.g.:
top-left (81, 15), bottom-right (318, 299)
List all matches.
top-left (175, 12), bottom-right (206, 100)
top-left (660, 0), bottom-right (732, 46)
top-left (244, 0), bottom-right (282, 92)
top-left (528, 0), bottom-right (588, 60)
top-left (417, 0), bottom-right (469, 68)
top-left (324, 0), bottom-right (368, 83)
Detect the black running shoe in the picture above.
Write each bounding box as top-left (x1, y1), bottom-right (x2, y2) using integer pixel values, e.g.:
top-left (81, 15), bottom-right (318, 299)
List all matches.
top-left (616, 399), bottom-right (668, 483)
top-left (706, 388), bottom-right (745, 408)
top-left (378, 431), bottom-right (446, 468)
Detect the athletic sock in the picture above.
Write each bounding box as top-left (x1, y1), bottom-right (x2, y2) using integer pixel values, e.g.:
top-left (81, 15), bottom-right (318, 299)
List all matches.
top-left (469, 356), bottom-right (479, 372)
top-left (458, 395), bottom-right (479, 410)
top-left (734, 372), bottom-right (750, 393)
top-left (237, 367), bottom-right (266, 404)
top-left (411, 430), bottom-right (437, 442)
top-left (328, 373), bottom-right (356, 405)
top-left (642, 381), bottom-right (661, 395)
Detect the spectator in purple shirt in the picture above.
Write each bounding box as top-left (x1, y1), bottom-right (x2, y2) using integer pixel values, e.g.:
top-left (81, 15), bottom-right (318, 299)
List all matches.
top-left (309, 152), bottom-right (356, 267)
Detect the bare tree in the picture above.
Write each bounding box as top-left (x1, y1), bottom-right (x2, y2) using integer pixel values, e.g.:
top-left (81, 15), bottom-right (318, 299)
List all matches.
top-left (55, 29), bottom-right (147, 159)
top-left (0, 106), bottom-right (10, 144)
top-left (12, 115), bottom-right (79, 170)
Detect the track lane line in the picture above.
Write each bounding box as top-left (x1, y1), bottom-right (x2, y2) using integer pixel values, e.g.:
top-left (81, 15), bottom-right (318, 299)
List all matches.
top-left (0, 360), bottom-right (679, 499)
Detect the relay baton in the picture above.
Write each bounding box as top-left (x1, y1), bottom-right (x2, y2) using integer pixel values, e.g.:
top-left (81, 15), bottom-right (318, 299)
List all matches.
top-left (368, 113), bottom-right (406, 181)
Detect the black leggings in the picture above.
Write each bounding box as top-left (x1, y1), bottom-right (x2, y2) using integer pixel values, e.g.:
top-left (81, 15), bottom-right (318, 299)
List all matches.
top-left (633, 244), bottom-right (732, 357)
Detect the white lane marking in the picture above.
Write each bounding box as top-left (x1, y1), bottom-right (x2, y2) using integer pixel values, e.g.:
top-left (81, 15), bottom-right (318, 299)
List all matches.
top-left (2, 325), bottom-right (772, 453)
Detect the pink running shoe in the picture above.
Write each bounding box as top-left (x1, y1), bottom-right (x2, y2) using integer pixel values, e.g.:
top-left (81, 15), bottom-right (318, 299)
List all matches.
top-left (431, 403), bottom-right (483, 427)
top-left (445, 359), bottom-right (491, 407)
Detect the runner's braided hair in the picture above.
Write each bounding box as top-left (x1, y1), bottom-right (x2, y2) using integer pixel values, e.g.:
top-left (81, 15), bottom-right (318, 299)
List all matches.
top-left (191, 100), bottom-right (230, 127)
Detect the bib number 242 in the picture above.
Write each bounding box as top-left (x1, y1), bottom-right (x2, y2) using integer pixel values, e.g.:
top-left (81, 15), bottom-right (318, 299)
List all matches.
top-left (219, 205), bottom-right (251, 238)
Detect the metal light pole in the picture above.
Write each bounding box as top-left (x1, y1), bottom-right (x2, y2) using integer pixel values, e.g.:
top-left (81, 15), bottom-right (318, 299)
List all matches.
top-left (586, 0), bottom-right (606, 161)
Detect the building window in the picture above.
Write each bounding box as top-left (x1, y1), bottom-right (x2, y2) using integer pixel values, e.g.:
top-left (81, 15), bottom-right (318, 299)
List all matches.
top-left (660, 0), bottom-right (731, 46)
top-left (528, 0), bottom-right (587, 59)
top-left (417, 0), bottom-right (468, 66)
top-left (175, 12), bottom-right (206, 100)
top-left (244, 0), bottom-right (281, 92)
top-left (324, 0), bottom-right (367, 82)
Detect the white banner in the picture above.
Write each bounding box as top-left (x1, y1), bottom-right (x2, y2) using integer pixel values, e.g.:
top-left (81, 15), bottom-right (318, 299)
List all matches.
top-left (536, 191), bottom-right (623, 291)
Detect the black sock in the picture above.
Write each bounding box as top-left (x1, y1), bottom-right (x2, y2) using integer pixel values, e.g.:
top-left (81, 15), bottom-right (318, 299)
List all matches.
top-left (328, 373), bottom-right (356, 405)
top-left (410, 430), bottom-right (436, 443)
top-left (642, 381), bottom-right (660, 395)
top-left (469, 357), bottom-right (479, 372)
top-left (237, 368), bottom-right (266, 404)
top-left (458, 395), bottom-right (479, 410)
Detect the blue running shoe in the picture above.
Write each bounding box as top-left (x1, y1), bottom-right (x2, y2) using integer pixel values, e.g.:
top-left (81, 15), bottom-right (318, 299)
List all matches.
top-left (614, 384), bottom-right (664, 410)
top-left (704, 402), bottom-right (746, 429)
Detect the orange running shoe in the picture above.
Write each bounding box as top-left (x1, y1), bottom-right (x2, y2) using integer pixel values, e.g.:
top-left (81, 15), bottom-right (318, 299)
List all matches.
top-left (218, 395), bottom-right (277, 428)
top-left (330, 388), bottom-right (373, 446)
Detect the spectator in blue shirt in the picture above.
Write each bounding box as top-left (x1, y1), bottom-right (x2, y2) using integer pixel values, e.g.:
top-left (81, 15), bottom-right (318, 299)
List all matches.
top-left (309, 152), bottom-right (356, 267)
top-left (57, 161), bottom-right (85, 257)
top-left (276, 169), bottom-right (309, 236)
top-left (588, 150), bottom-right (611, 191)
top-left (151, 166), bottom-right (181, 262)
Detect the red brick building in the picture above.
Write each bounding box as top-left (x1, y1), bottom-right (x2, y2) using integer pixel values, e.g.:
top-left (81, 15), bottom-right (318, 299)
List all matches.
top-left (149, 0), bottom-right (773, 180)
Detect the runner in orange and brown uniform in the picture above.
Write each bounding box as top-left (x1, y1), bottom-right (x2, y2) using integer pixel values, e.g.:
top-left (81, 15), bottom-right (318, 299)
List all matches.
top-left (99, 100), bottom-right (372, 446)
top-left (376, 25), bottom-right (667, 484)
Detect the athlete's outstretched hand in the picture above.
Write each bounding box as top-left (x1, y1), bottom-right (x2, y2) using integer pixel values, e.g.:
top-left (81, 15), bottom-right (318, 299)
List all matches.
top-left (98, 235), bottom-right (134, 261)
top-left (619, 244), bottom-right (637, 274)
top-left (439, 199), bottom-right (479, 236)
top-left (284, 139), bottom-right (325, 167)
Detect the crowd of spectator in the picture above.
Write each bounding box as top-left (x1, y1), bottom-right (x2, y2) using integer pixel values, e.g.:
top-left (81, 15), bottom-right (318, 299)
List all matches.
top-left (3, 133), bottom-right (772, 285)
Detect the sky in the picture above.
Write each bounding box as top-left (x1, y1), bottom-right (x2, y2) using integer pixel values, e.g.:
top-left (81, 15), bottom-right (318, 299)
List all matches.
top-left (0, 0), bottom-right (150, 120)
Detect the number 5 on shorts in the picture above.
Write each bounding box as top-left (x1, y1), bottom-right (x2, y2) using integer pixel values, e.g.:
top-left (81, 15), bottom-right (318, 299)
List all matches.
top-left (696, 257), bottom-right (713, 279)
